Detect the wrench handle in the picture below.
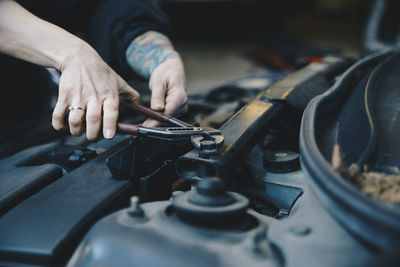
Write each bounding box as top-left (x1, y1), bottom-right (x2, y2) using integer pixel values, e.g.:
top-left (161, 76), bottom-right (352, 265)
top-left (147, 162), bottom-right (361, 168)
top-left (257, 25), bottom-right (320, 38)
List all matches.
top-left (130, 103), bottom-right (171, 123)
top-left (117, 123), bottom-right (139, 136)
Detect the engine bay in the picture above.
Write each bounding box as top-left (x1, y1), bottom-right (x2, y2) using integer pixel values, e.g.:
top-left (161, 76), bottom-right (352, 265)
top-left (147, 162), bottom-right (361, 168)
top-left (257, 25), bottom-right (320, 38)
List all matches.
top-left (1, 53), bottom-right (400, 267)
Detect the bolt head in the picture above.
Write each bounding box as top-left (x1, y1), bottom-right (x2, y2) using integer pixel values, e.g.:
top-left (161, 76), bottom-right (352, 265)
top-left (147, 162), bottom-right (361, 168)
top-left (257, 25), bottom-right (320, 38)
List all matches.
top-left (200, 139), bottom-right (217, 150)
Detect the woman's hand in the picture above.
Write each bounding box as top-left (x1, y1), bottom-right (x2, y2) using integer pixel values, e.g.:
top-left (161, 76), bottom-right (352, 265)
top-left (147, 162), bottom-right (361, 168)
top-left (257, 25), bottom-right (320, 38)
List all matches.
top-left (0, 1), bottom-right (140, 140)
top-left (52, 43), bottom-right (140, 140)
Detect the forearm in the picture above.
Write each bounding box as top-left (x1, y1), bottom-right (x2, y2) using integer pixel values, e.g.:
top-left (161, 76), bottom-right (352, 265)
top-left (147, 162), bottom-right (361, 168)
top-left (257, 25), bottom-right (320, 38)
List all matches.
top-left (126, 31), bottom-right (179, 79)
top-left (0, 0), bottom-right (85, 70)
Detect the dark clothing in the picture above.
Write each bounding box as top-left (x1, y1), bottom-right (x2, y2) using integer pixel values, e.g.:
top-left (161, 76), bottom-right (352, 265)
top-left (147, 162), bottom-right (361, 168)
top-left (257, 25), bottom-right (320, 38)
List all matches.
top-left (16, 0), bottom-right (169, 79)
top-left (1, 0), bottom-right (169, 118)
top-left (0, 0), bottom-right (169, 157)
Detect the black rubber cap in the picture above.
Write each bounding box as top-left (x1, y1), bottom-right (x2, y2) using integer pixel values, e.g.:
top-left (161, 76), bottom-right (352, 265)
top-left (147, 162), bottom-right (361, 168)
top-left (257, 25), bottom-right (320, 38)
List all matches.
top-left (172, 178), bottom-right (249, 226)
top-left (189, 178), bottom-right (234, 206)
top-left (196, 177), bottom-right (226, 196)
top-left (263, 150), bottom-right (300, 173)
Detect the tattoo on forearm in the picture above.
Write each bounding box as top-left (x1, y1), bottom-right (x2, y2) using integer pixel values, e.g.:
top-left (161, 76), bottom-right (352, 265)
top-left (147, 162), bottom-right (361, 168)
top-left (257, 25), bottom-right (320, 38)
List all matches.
top-left (126, 31), bottom-right (179, 79)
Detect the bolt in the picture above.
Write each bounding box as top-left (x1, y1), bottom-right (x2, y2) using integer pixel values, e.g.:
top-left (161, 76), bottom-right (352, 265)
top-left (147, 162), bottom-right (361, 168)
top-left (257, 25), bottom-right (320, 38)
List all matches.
top-left (130, 196), bottom-right (139, 209)
top-left (200, 139), bottom-right (217, 150)
top-left (128, 196), bottom-right (144, 217)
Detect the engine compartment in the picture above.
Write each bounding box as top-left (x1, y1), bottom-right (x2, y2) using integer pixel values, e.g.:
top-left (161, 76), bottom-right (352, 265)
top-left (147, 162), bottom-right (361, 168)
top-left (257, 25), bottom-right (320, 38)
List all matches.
top-left (1, 53), bottom-right (399, 266)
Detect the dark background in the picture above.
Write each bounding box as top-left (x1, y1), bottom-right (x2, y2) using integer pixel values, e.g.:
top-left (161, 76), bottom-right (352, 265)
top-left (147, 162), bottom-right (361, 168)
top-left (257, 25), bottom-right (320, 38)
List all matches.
top-left (156, 0), bottom-right (397, 93)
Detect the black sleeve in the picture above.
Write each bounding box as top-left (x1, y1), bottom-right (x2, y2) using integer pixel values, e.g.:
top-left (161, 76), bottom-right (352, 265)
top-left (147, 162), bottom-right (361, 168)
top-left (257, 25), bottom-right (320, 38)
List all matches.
top-left (82, 0), bottom-right (170, 79)
top-left (18, 0), bottom-right (170, 79)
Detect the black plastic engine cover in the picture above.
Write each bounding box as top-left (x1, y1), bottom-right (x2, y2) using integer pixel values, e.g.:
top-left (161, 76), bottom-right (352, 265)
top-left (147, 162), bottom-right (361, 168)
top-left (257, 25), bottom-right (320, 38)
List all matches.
top-left (0, 136), bottom-right (134, 266)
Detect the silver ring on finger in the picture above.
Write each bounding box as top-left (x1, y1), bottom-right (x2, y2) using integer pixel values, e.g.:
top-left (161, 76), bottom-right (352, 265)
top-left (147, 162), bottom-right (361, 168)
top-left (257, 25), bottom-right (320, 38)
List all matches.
top-left (68, 106), bottom-right (85, 111)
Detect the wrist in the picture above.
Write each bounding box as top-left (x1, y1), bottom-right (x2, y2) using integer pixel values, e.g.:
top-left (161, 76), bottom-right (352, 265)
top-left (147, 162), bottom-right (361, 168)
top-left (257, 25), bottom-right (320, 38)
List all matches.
top-left (151, 48), bottom-right (180, 69)
top-left (57, 39), bottom-right (93, 71)
top-left (125, 31), bottom-right (180, 79)
top-left (148, 49), bottom-right (180, 78)
top-left (126, 45), bottom-right (180, 78)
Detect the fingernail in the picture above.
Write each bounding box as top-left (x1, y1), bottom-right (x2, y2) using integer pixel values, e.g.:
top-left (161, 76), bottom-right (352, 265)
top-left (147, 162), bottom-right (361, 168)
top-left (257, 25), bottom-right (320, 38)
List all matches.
top-left (105, 129), bottom-right (114, 139)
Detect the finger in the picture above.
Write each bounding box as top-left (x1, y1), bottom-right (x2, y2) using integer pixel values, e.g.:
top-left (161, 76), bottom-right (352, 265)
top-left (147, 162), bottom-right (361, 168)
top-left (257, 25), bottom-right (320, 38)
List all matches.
top-left (118, 80), bottom-right (140, 107)
top-left (142, 119), bottom-right (160, 127)
top-left (149, 75), bottom-right (166, 111)
top-left (85, 99), bottom-right (102, 141)
top-left (68, 103), bottom-right (85, 136)
top-left (52, 99), bottom-right (68, 130)
top-left (164, 88), bottom-right (188, 116)
top-left (102, 98), bottom-right (119, 139)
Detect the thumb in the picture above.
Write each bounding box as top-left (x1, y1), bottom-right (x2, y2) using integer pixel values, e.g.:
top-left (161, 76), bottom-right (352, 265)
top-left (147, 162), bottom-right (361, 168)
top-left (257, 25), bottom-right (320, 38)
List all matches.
top-left (118, 80), bottom-right (140, 107)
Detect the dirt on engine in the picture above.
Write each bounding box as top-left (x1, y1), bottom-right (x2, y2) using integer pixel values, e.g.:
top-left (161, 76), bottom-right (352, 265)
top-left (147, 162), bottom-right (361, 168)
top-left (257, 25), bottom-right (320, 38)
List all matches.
top-left (332, 145), bottom-right (400, 203)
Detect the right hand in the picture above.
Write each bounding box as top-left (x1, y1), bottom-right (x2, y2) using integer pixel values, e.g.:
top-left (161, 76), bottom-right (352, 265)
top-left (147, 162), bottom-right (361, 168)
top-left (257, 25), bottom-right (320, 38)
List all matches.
top-left (144, 56), bottom-right (187, 127)
top-left (52, 42), bottom-right (140, 140)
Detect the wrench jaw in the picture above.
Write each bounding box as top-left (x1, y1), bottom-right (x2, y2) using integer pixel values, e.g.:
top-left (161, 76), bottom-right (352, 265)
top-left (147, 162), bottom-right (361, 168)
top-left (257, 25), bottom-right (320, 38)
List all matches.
top-left (167, 117), bottom-right (193, 127)
top-left (135, 126), bottom-right (224, 152)
top-left (191, 128), bottom-right (224, 157)
top-left (136, 126), bottom-right (204, 142)
top-left (118, 121), bottom-right (224, 151)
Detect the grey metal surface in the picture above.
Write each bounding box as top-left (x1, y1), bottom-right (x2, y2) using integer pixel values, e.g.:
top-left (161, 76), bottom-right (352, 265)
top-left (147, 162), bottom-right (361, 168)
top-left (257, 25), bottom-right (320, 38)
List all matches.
top-left (69, 177), bottom-right (397, 267)
top-left (68, 201), bottom-right (280, 267)
top-left (268, 185), bottom-right (385, 267)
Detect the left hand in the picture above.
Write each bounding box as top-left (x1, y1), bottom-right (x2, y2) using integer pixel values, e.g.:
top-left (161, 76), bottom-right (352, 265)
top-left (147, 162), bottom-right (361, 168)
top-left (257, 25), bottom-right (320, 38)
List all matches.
top-left (143, 57), bottom-right (188, 127)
